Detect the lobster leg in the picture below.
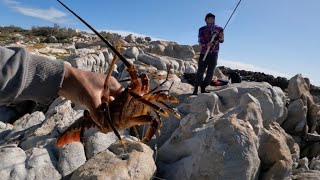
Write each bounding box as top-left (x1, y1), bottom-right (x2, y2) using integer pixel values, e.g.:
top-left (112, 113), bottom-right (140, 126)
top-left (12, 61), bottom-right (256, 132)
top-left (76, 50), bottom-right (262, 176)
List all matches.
top-left (154, 111), bottom-right (163, 135)
top-left (126, 115), bottom-right (160, 142)
top-left (126, 115), bottom-right (154, 126)
top-left (143, 92), bottom-right (180, 119)
top-left (157, 101), bottom-right (181, 119)
top-left (128, 91), bottom-right (169, 118)
top-left (101, 45), bottom-right (123, 141)
top-left (145, 91), bottom-right (179, 103)
top-left (141, 119), bottom-right (160, 143)
top-left (132, 126), bottom-right (140, 140)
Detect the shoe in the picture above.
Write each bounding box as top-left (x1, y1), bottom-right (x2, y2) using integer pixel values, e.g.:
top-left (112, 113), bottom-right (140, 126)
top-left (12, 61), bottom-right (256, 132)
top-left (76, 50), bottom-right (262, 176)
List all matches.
top-left (201, 85), bottom-right (210, 93)
top-left (192, 86), bottom-right (198, 95)
top-left (201, 90), bottom-right (210, 93)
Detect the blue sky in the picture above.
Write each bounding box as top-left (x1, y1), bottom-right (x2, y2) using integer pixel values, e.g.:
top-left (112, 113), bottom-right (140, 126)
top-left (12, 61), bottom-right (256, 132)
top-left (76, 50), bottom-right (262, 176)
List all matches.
top-left (1, 0), bottom-right (320, 85)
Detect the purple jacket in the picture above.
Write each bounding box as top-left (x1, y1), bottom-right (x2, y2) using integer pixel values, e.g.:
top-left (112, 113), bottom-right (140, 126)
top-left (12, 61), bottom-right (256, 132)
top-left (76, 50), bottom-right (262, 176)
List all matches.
top-left (198, 24), bottom-right (223, 54)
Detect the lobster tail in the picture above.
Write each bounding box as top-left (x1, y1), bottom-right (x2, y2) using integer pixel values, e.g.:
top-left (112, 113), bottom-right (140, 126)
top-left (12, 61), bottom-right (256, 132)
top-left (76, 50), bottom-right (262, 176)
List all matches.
top-left (56, 129), bottom-right (82, 147)
top-left (56, 110), bottom-right (98, 147)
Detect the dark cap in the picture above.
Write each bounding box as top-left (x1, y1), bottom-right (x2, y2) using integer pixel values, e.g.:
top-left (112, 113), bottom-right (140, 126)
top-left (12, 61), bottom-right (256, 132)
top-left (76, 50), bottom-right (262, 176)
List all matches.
top-left (205, 13), bottom-right (215, 20)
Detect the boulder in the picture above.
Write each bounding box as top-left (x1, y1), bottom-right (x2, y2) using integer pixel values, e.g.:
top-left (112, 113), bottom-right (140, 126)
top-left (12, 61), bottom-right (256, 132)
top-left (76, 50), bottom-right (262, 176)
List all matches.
top-left (150, 44), bottom-right (165, 55)
top-left (3, 111), bottom-right (45, 143)
top-left (36, 100), bottom-right (82, 137)
top-left (309, 156), bottom-right (320, 171)
top-left (164, 44), bottom-right (195, 59)
top-left (214, 82), bottom-right (287, 127)
top-left (292, 170), bottom-right (320, 180)
top-left (124, 34), bottom-right (135, 43)
top-left (157, 116), bottom-right (260, 180)
top-left (138, 53), bottom-right (169, 71)
top-left (58, 142), bottom-right (86, 177)
top-left (124, 46), bottom-right (139, 59)
top-left (258, 123), bottom-right (294, 180)
top-left (67, 52), bottom-right (109, 73)
top-left (0, 145), bottom-right (27, 179)
top-left (0, 121), bottom-right (12, 139)
top-left (281, 99), bottom-right (307, 134)
top-left (71, 138), bottom-right (156, 180)
top-left (83, 128), bottom-right (120, 159)
top-left (25, 148), bottom-right (61, 179)
top-left (288, 74), bottom-right (310, 101)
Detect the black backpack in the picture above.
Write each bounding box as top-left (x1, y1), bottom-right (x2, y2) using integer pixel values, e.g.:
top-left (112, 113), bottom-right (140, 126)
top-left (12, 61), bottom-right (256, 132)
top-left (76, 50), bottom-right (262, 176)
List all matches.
top-left (229, 72), bottom-right (242, 83)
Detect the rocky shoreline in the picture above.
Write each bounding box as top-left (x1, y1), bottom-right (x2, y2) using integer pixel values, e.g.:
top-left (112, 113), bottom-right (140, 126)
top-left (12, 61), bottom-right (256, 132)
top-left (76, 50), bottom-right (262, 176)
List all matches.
top-left (219, 66), bottom-right (320, 98)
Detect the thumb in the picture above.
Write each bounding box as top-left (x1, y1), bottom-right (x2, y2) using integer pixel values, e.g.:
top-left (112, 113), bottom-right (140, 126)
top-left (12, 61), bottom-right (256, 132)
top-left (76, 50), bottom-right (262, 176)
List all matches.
top-left (88, 105), bottom-right (103, 128)
top-left (86, 93), bottom-right (103, 127)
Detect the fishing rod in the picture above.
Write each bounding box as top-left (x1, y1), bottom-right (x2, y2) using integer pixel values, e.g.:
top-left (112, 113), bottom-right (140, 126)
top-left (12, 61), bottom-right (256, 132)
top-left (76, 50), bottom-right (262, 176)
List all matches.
top-left (201, 0), bottom-right (242, 62)
top-left (56, 0), bottom-right (132, 68)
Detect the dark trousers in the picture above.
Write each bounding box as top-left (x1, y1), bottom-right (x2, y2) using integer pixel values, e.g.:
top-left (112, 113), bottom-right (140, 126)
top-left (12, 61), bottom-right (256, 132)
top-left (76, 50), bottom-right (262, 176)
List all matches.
top-left (195, 52), bottom-right (218, 88)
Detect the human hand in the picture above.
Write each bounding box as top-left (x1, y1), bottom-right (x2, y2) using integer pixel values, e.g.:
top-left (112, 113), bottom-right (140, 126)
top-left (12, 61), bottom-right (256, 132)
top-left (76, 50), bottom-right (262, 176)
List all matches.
top-left (207, 42), bottom-right (214, 47)
top-left (219, 31), bottom-right (224, 43)
top-left (58, 65), bottom-right (122, 124)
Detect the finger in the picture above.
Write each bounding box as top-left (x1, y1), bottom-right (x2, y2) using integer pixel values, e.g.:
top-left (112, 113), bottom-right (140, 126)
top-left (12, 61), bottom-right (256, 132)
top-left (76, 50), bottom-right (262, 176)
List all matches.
top-left (107, 76), bottom-right (123, 97)
top-left (88, 106), bottom-right (103, 128)
top-left (87, 93), bottom-right (103, 127)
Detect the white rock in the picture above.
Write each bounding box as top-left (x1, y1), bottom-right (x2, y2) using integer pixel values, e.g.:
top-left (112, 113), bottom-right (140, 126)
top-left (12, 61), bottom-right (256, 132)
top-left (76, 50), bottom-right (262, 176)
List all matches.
top-left (4, 111), bottom-right (45, 142)
top-left (150, 44), bottom-right (165, 55)
top-left (0, 145), bottom-right (27, 179)
top-left (258, 123), bottom-right (294, 180)
top-left (71, 138), bottom-right (156, 180)
top-left (25, 148), bottom-right (61, 180)
top-left (281, 99), bottom-right (307, 134)
top-left (124, 46), bottom-right (139, 59)
top-left (58, 142), bottom-right (86, 177)
top-left (0, 121), bottom-right (6, 129)
top-left (19, 135), bottom-right (56, 150)
top-left (293, 170), bottom-right (320, 179)
top-left (138, 53), bottom-right (169, 71)
top-left (309, 156), bottom-right (320, 170)
top-left (68, 51), bottom-right (112, 73)
top-left (157, 117), bottom-right (260, 180)
top-left (83, 128), bottom-right (119, 159)
top-left (214, 82), bottom-right (287, 127)
top-left (288, 74), bottom-right (310, 101)
top-left (38, 100), bottom-right (81, 137)
top-left (38, 46), bottom-right (68, 54)
top-left (164, 44), bottom-right (195, 59)
top-left (124, 34), bottom-right (136, 43)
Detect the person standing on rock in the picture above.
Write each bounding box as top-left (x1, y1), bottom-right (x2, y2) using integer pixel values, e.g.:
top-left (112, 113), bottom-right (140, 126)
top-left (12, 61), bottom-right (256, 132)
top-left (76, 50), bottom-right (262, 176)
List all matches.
top-left (193, 13), bottom-right (224, 95)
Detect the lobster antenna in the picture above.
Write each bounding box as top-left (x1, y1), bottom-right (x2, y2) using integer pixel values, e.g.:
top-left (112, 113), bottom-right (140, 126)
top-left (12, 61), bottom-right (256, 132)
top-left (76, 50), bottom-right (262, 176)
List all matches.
top-left (56, 0), bottom-right (132, 68)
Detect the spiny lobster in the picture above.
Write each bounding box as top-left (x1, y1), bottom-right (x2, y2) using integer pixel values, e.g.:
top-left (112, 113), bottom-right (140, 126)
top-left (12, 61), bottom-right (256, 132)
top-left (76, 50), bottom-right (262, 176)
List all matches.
top-left (56, 0), bottom-right (180, 147)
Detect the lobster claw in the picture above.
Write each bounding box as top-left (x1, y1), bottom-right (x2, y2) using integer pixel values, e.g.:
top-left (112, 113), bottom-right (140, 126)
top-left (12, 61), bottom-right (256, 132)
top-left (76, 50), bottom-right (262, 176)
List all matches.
top-left (141, 119), bottom-right (160, 143)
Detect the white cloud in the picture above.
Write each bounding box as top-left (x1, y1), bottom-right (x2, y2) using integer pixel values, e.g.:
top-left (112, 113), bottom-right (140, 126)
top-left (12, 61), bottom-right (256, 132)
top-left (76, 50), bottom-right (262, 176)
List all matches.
top-left (13, 6), bottom-right (68, 23)
top-left (2, 0), bottom-right (70, 24)
top-left (83, 29), bottom-right (168, 41)
top-left (2, 0), bottom-right (19, 5)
